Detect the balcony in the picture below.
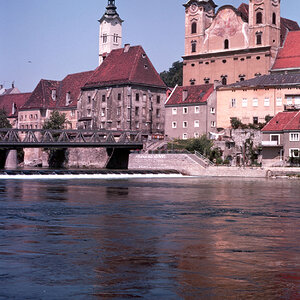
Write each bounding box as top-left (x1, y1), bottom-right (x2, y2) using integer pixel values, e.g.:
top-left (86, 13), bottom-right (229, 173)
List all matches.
top-left (261, 141), bottom-right (282, 147)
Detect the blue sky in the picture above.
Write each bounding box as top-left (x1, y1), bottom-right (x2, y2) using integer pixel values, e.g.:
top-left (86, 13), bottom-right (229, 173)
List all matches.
top-left (1, 0), bottom-right (299, 93)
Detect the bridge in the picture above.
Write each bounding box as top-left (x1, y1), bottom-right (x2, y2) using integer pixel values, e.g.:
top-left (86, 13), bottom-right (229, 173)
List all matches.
top-left (0, 129), bottom-right (144, 169)
top-left (0, 129), bottom-right (144, 149)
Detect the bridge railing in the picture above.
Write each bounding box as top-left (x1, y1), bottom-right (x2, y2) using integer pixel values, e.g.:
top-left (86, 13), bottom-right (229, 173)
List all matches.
top-left (0, 129), bottom-right (144, 148)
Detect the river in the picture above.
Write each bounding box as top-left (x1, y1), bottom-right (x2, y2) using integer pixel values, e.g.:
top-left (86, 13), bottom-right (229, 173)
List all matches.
top-left (0, 177), bottom-right (299, 299)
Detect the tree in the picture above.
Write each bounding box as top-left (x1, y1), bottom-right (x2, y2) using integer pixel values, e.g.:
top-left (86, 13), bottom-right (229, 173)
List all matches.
top-left (43, 111), bottom-right (69, 168)
top-left (0, 109), bottom-right (12, 128)
top-left (160, 61), bottom-right (183, 87)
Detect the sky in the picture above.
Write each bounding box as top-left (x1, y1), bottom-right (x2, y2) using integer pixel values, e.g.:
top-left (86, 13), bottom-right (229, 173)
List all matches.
top-left (1, 0), bottom-right (300, 93)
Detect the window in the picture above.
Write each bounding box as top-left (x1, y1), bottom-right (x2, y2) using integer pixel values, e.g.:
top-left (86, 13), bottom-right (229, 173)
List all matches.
top-left (172, 108), bottom-right (177, 115)
top-left (71, 110), bottom-right (76, 117)
top-left (272, 13), bottom-right (276, 25)
top-left (142, 107), bottom-right (146, 116)
top-left (136, 93), bottom-right (140, 101)
top-left (101, 108), bottom-right (106, 117)
top-left (290, 133), bottom-right (300, 142)
top-left (156, 123), bottom-right (160, 130)
top-left (117, 121), bottom-right (121, 128)
top-left (211, 121), bottom-right (216, 128)
top-left (143, 94), bottom-right (147, 102)
top-left (256, 33), bottom-right (262, 45)
top-left (135, 122), bottom-right (139, 129)
top-left (264, 98), bottom-right (270, 107)
top-left (191, 22), bottom-right (197, 34)
top-left (118, 93), bottom-right (122, 101)
top-left (256, 12), bottom-right (262, 24)
top-left (195, 106), bottom-right (200, 114)
top-left (156, 95), bottom-right (161, 104)
top-left (224, 39), bottom-right (229, 49)
top-left (156, 109), bottom-right (160, 118)
top-left (102, 95), bottom-right (106, 102)
top-left (231, 99), bottom-right (236, 108)
top-left (88, 96), bottom-right (91, 104)
top-left (276, 97), bottom-right (282, 107)
top-left (270, 134), bottom-right (280, 145)
top-left (66, 92), bottom-right (71, 105)
top-left (102, 34), bottom-right (107, 43)
top-left (135, 107), bottom-right (139, 116)
top-left (222, 77), bottom-right (227, 85)
top-left (210, 107), bottom-right (216, 114)
top-left (34, 114), bottom-right (38, 119)
top-left (191, 41), bottom-right (197, 53)
top-left (183, 133), bottom-right (188, 140)
top-left (194, 120), bottom-right (200, 128)
top-left (183, 107), bottom-right (188, 114)
top-left (172, 121), bottom-right (177, 129)
top-left (295, 96), bottom-right (300, 105)
top-left (30, 114), bottom-right (33, 119)
top-left (253, 98), bottom-right (258, 107)
top-left (194, 132), bottom-right (199, 138)
top-left (117, 107), bottom-right (121, 116)
top-left (183, 121), bottom-right (188, 128)
top-left (87, 109), bottom-right (91, 116)
top-left (286, 96), bottom-right (293, 105)
top-left (253, 117), bottom-right (258, 125)
top-left (101, 122), bottom-right (105, 129)
top-left (113, 34), bottom-right (118, 43)
top-left (51, 90), bottom-right (56, 101)
top-left (289, 148), bottom-right (299, 158)
top-left (242, 98), bottom-right (248, 107)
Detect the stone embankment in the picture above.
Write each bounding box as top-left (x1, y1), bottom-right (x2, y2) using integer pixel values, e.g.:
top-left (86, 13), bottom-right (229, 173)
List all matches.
top-left (129, 153), bottom-right (300, 178)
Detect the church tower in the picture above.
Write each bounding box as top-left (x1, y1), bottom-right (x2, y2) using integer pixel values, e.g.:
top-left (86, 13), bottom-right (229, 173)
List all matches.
top-left (99, 0), bottom-right (123, 65)
top-left (249, 0), bottom-right (281, 50)
top-left (184, 0), bottom-right (217, 56)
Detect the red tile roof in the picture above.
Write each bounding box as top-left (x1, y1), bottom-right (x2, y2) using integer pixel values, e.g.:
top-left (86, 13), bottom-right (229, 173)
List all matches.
top-left (262, 111), bottom-right (300, 132)
top-left (272, 31), bottom-right (300, 71)
top-left (165, 84), bottom-right (214, 106)
top-left (21, 71), bottom-right (94, 110)
top-left (237, 3), bottom-right (300, 46)
top-left (0, 93), bottom-right (31, 117)
top-left (84, 45), bottom-right (166, 89)
top-left (55, 71), bottom-right (94, 108)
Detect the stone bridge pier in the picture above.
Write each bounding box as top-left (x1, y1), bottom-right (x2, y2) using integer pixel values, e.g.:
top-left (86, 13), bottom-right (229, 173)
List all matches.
top-left (0, 150), bottom-right (18, 169)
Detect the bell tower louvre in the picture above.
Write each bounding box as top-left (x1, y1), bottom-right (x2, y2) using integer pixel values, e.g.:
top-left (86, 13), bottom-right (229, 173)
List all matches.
top-left (98, 0), bottom-right (123, 65)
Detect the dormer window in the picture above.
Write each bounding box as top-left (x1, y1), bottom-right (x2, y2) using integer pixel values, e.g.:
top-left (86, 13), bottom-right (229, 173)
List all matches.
top-left (224, 39), bottom-right (229, 49)
top-left (191, 22), bottom-right (197, 34)
top-left (51, 90), bottom-right (57, 101)
top-left (66, 92), bottom-right (71, 106)
top-left (12, 103), bottom-right (17, 115)
top-left (256, 12), bottom-right (262, 24)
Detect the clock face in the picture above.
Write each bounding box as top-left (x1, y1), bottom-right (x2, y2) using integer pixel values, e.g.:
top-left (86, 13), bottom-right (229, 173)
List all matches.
top-left (190, 3), bottom-right (198, 13)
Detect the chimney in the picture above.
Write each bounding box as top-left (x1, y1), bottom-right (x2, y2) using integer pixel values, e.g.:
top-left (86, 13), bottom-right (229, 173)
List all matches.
top-left (12, 82), bottom-right (15, 89)
top-left (182, 89), bottom-right (188, 102)
top-left (214, 80), bottom-right (222, 89)
top-left (0, 84), bottom-right (3, 90)
top-left (124, 44), bottom-right (130, 53)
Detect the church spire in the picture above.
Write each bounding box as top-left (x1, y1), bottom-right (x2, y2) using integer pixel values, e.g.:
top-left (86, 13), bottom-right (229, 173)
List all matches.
top-left (104, 0), bottom-right (119, 18)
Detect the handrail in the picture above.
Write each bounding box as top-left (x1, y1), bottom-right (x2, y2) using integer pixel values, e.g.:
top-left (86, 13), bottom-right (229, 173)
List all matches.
top-left (194, 150), bottom-right (215, 166)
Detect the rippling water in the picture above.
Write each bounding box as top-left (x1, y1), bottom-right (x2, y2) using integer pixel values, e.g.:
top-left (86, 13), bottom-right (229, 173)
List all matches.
top-left (0, 177), bottom-right (299, 299)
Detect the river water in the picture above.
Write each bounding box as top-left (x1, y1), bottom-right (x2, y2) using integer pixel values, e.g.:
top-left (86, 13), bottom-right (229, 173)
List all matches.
top-left (0, 177), bottom-right (299, 299)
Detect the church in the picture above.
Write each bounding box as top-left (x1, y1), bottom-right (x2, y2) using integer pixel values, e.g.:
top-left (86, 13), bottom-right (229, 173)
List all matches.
top-left (183, 0), bottom-right (299, 86)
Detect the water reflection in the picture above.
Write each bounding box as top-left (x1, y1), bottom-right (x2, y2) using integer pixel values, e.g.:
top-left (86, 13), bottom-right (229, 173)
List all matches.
top-left (0, 178), bottom-right (299, 299)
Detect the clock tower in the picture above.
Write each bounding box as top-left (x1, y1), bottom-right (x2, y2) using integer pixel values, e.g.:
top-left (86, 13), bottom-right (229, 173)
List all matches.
top-left (98, 0), bottom-right (123, 65)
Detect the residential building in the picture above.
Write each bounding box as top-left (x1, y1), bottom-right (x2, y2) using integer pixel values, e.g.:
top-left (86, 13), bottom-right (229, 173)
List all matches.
top-left (18, 71), bottom-right (93, 131)
top-left (183, 0), bottom-right (299, 86)
top-left (216, 73), bottom-right (300, 129)
top-left (0, 83), bottom-right (21, 95)
top-left (165, 84), bottom-right (217, 140)
top-left (261, 110), bottom-right (300, 166)
top-left (99, 0), bottom-right (123, 65)
top-left (78, 45), bottom-right (167, 134)
top-left (0, 93), bottom-right (31, 127)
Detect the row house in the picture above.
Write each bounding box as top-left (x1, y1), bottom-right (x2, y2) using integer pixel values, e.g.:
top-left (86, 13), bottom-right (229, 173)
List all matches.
top-left (165, 84), bottom-right (217, 140)
top-left (216, 73), bottom-right (300, 129)
top-left (261, 110), bottom-right (300, 166)
top-left (18, 71), bottom-right (93, 130)
top-left (78, 45), bottom-right (167, 134)
top-left (0, 93), bottom-right (31, 128)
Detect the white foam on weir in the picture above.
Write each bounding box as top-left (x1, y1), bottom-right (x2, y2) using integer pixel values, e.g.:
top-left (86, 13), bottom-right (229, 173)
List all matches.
top-left (0, 174), bottom-right (185, 180)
